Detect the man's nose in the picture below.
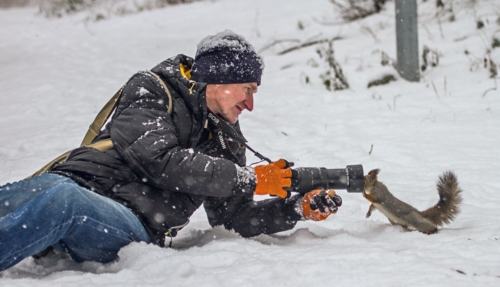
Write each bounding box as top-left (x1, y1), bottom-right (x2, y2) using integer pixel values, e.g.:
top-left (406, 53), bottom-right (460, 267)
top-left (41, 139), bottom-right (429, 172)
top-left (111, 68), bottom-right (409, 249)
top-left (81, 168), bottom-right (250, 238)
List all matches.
top-left (244, 94), bottom-right (254, 111)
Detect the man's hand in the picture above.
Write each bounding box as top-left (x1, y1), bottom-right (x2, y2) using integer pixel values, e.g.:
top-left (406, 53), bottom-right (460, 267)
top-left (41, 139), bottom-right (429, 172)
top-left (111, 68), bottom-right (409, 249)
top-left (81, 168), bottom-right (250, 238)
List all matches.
top-left (302, 189), bottom-right (342, 221)
top-left (254, 159), bottom-right (292, 198)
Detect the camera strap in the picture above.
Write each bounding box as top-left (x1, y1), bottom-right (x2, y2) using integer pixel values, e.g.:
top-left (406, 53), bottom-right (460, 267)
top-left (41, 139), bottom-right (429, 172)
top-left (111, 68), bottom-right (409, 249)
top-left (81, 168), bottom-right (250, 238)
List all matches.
top-left (207, 111), bottom-right (272, 163)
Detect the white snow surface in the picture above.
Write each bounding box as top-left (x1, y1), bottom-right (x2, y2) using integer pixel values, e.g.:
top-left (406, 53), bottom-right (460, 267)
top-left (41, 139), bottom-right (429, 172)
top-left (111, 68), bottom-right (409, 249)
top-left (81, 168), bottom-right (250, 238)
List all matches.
top-left (1, 0), bottom-right (500, 286)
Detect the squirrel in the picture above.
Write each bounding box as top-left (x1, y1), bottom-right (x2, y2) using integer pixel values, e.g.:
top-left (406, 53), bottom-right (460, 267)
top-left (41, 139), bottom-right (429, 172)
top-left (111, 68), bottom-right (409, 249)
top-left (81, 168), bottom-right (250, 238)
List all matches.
top-left (362, 169), bottom-right (462, 234)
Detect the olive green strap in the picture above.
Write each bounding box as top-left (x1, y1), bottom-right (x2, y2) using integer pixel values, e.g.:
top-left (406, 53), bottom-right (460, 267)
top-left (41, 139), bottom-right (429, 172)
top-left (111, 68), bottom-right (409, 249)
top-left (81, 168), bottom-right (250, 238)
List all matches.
top-left (27, 138), bottom-right (114, 179)
top-left (28, 152), bottom-right (70, 179)
top-left (147, 71), bottom-right (173, 115)
top-left (80, 86), bottom-right (124, 146)
top-left (81, 71), bottom-right (172, 146)
top-left (28, 71), bottom-right (172, 179)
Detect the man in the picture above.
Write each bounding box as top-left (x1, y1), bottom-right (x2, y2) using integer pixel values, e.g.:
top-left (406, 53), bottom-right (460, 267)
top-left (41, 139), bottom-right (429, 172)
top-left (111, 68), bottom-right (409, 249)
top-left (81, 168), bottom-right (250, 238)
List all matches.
top-left (0, 30), bottom-right (341, 271)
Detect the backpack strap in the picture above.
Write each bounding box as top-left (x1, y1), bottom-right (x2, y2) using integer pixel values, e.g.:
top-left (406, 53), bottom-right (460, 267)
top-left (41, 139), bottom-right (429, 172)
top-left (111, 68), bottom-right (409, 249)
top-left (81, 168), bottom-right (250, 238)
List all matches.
top-left (80, 86), bottom-right (124, 146)
top-left (146, 71), bottom-right (173, 115)
top-left (28, 71), bottom-right (172, 178)
top-left (27, 138), bottom-right (115, 179)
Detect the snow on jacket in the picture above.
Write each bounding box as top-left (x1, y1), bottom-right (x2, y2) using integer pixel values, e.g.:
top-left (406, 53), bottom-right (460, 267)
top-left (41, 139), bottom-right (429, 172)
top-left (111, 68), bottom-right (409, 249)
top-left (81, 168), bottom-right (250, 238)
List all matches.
top-left (50, 54), bottom-right (300, 246)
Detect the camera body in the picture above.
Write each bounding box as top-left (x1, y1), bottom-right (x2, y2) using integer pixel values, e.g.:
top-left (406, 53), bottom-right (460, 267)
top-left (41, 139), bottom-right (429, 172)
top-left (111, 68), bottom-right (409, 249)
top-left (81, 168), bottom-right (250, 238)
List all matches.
top-left (290, 165), bottom-right (364, 194)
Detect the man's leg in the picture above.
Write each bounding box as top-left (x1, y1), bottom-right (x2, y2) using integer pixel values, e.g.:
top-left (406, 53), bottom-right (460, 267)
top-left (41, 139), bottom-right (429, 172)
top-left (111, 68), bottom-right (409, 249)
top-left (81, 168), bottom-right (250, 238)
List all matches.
top-left (0, 173), bottom-right (151, 271)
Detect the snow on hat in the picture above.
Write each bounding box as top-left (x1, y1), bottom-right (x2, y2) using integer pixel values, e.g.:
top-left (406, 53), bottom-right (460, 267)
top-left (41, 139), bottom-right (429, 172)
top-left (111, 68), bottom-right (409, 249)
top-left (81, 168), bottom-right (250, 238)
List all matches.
top-left (190, 30), bottom-right (264, 85)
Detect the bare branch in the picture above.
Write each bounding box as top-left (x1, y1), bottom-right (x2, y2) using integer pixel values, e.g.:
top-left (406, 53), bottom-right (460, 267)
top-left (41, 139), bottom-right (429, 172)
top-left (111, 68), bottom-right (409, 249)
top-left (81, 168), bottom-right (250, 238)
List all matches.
top-left (278, 37), bottom-right (342, 55)
top-left (257, 39), bottom-right (301, 54)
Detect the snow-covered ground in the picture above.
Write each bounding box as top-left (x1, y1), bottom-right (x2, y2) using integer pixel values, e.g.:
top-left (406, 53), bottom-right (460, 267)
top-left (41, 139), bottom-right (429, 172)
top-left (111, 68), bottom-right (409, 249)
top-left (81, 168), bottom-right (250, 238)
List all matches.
top-left (1, 0), bottom-right (500, 286)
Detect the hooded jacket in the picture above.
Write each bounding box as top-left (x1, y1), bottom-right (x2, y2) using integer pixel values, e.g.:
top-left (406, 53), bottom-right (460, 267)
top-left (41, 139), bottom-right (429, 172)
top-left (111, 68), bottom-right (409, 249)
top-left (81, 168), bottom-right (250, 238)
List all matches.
top-left (50, 54), bottom-right (300, 246)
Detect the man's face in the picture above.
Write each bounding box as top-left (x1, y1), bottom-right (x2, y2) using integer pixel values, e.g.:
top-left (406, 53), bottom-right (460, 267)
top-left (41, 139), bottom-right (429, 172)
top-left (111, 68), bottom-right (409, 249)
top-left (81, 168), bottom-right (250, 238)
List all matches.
top-left (205, 82), bottom-right (258, 124)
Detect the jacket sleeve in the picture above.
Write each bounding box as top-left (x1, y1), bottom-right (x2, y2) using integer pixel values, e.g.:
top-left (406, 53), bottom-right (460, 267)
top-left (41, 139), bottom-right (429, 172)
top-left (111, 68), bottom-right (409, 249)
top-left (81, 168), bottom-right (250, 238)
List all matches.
top-left (109, 72), bottom-right (253, 197)
top-left (203, 194), bottom-right (303, 237)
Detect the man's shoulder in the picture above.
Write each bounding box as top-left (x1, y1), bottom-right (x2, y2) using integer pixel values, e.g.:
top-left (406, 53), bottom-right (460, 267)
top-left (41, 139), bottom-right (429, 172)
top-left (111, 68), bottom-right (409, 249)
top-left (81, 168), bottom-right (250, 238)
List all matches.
top-left (151, 54), bottom-right (194, 79)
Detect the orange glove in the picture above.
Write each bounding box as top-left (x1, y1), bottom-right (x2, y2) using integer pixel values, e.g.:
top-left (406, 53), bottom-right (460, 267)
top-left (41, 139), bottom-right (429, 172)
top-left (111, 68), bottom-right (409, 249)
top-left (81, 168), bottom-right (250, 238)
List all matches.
top-left (254, 159), bottom-right (292, 198)
top-left (302, 189), bottom-right (342, 221)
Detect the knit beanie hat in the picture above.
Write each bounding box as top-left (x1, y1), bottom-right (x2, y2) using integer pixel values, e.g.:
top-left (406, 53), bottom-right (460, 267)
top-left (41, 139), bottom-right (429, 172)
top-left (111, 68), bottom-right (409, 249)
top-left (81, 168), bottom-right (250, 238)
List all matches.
top-left (190, 30), bottom-right (264, 85)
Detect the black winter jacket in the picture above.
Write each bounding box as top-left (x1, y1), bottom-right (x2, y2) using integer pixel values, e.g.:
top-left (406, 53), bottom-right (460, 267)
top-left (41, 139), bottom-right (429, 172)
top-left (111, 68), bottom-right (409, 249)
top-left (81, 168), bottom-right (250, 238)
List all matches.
top-left (51, 55), bottom-right (300, 246)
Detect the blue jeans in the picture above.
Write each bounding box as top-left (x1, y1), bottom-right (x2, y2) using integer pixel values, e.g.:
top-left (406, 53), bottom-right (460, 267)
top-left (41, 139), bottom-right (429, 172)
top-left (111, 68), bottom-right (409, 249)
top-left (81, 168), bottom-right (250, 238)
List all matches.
top-left (0, 173), bottom-right (151, 271)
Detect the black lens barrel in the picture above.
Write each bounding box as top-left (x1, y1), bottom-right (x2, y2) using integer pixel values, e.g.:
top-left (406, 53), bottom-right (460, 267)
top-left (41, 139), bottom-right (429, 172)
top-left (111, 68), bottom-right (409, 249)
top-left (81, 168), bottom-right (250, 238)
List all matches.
top-left (290, 165), bottom-right (364, 194)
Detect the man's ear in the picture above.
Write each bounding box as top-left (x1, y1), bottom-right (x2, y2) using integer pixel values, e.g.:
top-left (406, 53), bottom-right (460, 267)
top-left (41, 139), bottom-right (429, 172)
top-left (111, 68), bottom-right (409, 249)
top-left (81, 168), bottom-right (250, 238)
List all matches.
top-left (205, 84), bottom-right (220, 113)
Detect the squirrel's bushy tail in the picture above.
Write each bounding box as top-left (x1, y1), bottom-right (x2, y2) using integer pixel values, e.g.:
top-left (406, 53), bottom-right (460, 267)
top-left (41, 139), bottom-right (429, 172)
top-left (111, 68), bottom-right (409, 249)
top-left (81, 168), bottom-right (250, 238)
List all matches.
top-left (421, 171), bottom-right (463, 226)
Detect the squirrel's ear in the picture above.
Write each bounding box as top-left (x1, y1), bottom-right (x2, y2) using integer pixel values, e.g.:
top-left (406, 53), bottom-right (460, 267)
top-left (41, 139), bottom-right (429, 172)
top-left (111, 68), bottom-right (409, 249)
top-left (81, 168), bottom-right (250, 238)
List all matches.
top-left (367, 169), bottom-right (380, 181)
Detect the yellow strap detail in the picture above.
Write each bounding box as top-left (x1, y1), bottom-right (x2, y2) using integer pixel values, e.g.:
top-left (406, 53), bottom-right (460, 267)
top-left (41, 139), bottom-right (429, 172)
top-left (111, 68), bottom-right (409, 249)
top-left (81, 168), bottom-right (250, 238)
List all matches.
top-left (179, 63), bottom-right (191, 80)
top-left (189, 82), bottom-right (196, 95)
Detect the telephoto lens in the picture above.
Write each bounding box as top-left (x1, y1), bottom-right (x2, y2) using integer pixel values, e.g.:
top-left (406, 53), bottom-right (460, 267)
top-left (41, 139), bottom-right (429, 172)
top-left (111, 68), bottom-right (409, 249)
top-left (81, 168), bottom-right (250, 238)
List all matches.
top-left (290, 165), bottom-right (364, 194)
